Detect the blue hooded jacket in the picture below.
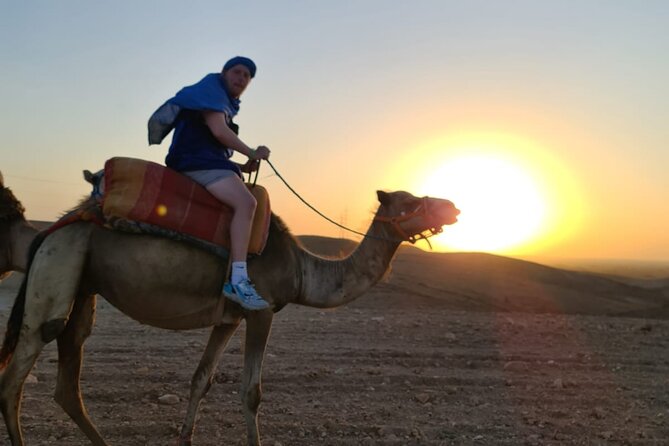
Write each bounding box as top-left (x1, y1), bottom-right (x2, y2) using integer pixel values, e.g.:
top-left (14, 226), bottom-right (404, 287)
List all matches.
top-left (148, 73), bottom-right (242, 174)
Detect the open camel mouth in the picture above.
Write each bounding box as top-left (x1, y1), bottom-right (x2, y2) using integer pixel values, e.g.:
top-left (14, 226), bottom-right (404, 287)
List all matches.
top-left (435, 199), bottom-right (460, 226)
top-left (448, 207), bottom-right (460, 224)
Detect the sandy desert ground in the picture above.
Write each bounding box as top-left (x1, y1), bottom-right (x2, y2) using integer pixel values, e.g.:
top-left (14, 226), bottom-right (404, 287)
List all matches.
top-left (1, 239), bottom-right (668, 445)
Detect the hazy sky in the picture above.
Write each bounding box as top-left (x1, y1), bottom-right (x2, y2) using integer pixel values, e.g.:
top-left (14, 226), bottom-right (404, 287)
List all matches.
top-left (1, 1), bottom-right (667, 261)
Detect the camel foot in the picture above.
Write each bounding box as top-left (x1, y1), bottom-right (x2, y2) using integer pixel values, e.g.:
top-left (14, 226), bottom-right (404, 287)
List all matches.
top-left (176, 433), bottom-right (192, 446)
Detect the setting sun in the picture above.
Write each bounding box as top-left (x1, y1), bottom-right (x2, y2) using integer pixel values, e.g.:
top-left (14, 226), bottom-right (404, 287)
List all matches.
top-left (400, 133), bottom-right (584, 256)
top-left (420, 154), bottom-right (546, 252)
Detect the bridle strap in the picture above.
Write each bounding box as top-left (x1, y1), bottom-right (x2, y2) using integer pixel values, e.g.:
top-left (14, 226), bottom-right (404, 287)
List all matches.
top-left (373, 196), bottom-right (443, 245)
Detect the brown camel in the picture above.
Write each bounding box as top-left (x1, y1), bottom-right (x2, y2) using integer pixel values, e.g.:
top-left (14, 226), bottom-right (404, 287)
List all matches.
top-left (0, 172), bottom-right (39, 276)
top-left (0, 178), bottom-right (459, 445)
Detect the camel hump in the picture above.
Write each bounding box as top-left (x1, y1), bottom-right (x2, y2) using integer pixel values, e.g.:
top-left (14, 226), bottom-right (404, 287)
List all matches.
top-left (102, 157), bottom-right (271, 255)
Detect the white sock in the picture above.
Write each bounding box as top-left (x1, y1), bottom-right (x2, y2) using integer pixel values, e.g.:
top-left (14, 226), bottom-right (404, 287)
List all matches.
top-left (231, 261), bottom-right (248, 285)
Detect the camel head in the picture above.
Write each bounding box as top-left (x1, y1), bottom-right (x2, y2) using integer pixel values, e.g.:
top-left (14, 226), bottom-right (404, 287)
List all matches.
top-left (0, 171), bottom-right (30, 278)
top-left (374, 190), bottom-right (459, 244)
top-left (0, 172), bottom-right (26, 226)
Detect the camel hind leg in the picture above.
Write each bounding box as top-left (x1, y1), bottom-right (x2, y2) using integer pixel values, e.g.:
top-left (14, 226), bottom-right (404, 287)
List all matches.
top-left (0, 320), bottom-right (49, 445)
top-left (0, 224), bottom-right (90, 445)
top-left (0, 284), bottom-right (78, 445)
top-left (54, 294), bottom-right (109, 446)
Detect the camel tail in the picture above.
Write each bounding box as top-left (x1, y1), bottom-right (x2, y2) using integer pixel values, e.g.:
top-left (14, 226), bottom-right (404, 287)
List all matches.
top-left (0, 231), bottom-right (48, 371)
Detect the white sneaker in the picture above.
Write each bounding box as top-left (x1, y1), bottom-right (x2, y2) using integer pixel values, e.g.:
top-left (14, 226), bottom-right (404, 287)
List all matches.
top-left (222, 279), bottom-right (270, 310)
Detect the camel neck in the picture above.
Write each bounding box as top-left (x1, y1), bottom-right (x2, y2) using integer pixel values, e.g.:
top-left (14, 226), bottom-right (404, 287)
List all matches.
top-left (296, 219), bottom-right (401, 308)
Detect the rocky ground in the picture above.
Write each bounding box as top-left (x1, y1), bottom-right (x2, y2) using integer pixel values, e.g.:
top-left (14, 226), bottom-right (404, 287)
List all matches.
top-left (2, 282), bottom-right (668, 445)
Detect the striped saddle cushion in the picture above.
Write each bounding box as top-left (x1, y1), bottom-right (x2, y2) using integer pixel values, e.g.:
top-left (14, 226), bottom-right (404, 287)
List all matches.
top-left (102, 157), bottom-right (270, 254)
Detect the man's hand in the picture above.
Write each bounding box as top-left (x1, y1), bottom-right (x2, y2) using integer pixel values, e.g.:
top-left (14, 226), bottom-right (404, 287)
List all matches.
top-left (250, 145), bottom-right (271, 160)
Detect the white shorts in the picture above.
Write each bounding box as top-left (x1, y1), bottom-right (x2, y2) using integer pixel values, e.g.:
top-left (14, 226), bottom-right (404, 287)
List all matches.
top-left (183, 169), bottom-right (238, 187)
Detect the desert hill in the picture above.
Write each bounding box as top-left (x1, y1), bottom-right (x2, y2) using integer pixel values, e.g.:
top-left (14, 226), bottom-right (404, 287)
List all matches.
top-left (3, 230), bottom-right (667, 319)
top-left (298, 235), bottom-right (669, 319)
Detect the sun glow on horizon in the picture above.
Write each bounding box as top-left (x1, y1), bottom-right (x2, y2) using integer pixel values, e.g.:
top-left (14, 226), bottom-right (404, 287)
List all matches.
top-left (424, 155), bottom-right (546, 252)
top-left (402, 133), bottom-right (584, 256)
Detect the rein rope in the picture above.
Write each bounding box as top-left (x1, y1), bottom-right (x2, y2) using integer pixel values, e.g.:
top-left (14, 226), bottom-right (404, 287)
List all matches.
top-left (258, 159), bottom-right (437, 247)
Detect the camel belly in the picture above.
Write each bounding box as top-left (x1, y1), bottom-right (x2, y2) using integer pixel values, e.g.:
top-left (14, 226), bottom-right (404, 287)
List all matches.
top-left (99, 288), bottom-right (238, 330)
top-left (85, 228), bottom-right (241, 329)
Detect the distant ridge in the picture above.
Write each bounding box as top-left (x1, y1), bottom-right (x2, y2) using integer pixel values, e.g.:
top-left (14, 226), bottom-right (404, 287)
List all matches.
top-left (28, 220), bottom-right (52, 231)
top-left (298, 235), bottom-right (669, 319)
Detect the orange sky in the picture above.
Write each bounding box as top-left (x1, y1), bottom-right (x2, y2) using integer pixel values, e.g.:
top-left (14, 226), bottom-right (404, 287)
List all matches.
top-left (1, 2), bottom-right (668, 261)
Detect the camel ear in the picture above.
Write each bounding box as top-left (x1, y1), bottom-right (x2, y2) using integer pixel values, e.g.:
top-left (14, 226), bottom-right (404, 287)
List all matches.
top-left (83, 170), bottom-right (93, 183)
top-left (0, 171), bottom-right (4, 187)
top-left (377, 190), bottom-right (391, 206)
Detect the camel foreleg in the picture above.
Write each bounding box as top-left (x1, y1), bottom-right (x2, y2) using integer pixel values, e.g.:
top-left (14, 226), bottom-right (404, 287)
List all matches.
top-left (177, 321), bottom-right (241, 446)
top-left (241, 310), bottom-right (274, 446)
top-left (54, 294), bottom-right (109, 446)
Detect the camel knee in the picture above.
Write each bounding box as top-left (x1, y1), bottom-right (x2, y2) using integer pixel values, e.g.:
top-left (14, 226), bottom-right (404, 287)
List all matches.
top-left (40, 318), bottom-right (68, 343)
top-left (54, 392), bottom-right (85, 419)
top-left (0, 385), bottom-right (11, 411)
top-left (0, 381), bottom-right (21, 419)
top-left (242, 383), bottom-right (262, 412)
top-left (54, 385), bottom-right (79, 411)
top-left (191, 366), bottom-right (214, 396)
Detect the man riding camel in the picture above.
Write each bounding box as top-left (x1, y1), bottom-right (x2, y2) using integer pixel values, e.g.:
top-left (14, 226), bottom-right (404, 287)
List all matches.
top-left (148, 56), bottom-right (270, 311)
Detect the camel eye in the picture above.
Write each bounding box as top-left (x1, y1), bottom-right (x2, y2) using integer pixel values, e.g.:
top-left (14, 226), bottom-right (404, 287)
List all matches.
top-left (406, 201), bottom-right (422, 213)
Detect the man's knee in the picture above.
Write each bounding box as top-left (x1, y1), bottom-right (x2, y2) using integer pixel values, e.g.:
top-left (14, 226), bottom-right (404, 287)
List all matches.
top-left (240, 194), bottom-right (257, 215)
top-left (226, 193), bottom-right (256, 219)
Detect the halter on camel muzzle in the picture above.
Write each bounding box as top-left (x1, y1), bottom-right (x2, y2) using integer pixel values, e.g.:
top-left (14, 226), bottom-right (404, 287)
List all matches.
top-left (373, 196), bottom-right (444, 248)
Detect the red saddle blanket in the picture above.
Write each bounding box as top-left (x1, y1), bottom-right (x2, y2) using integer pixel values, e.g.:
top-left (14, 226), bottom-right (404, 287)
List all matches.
top-left (103, 157), bottom-right (271, 254)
